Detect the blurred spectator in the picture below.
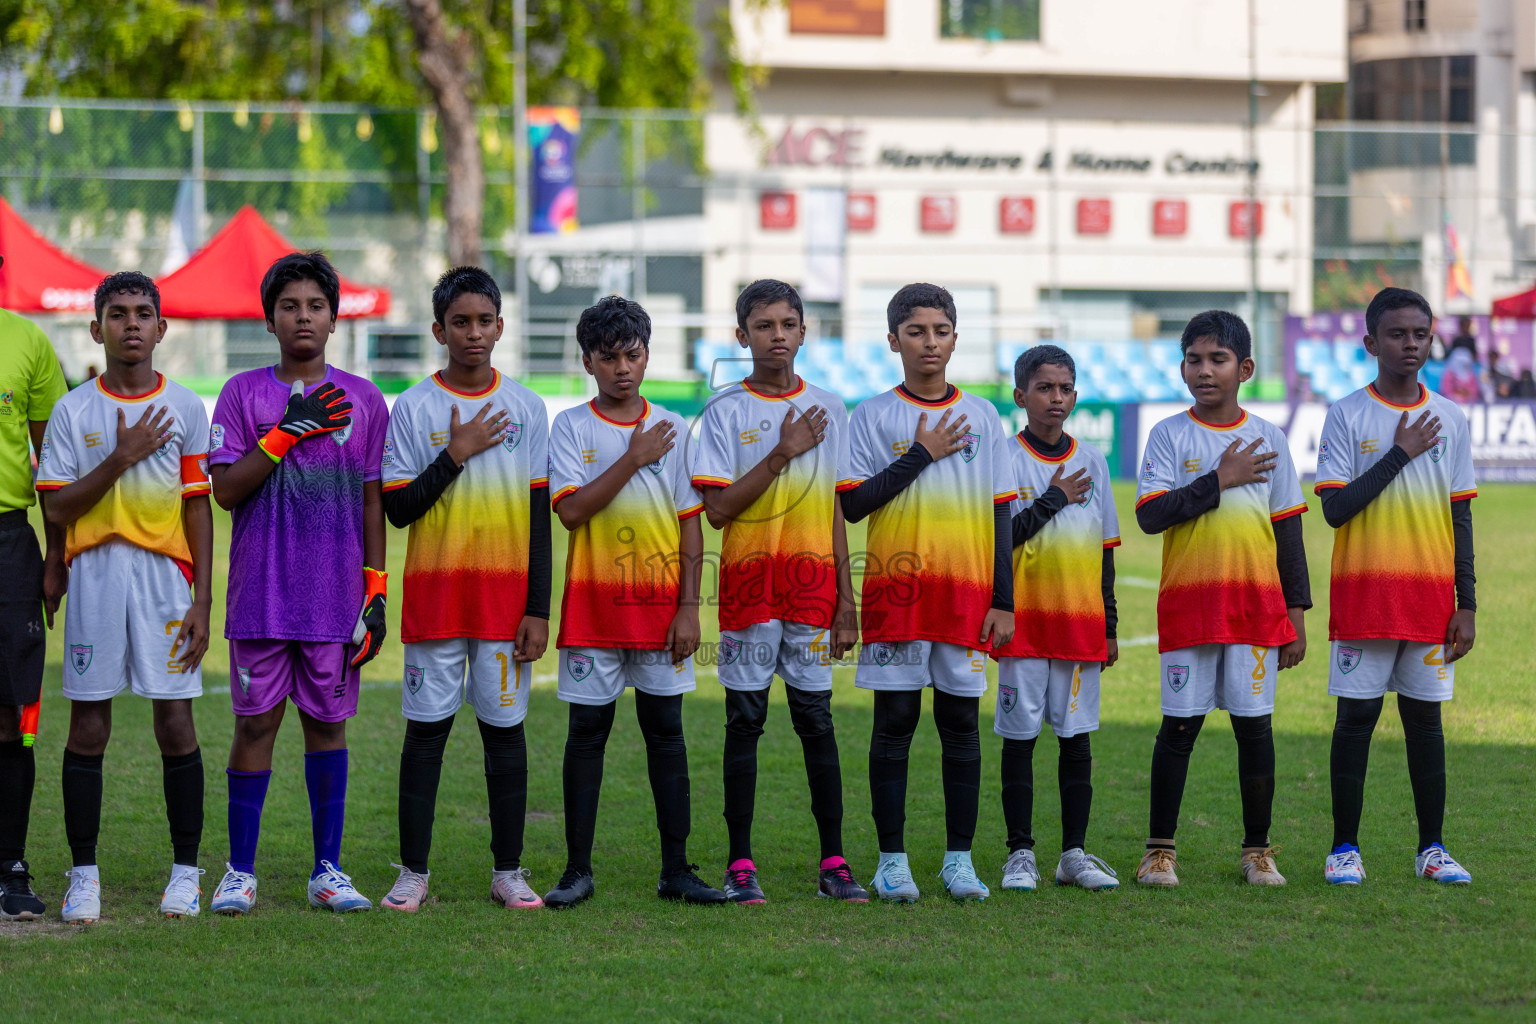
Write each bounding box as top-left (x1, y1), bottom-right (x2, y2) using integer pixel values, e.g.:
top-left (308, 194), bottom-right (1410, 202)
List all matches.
top-left (1517, 369), bottom-right (1536, 399)
top-left (1489, 350), bottom-right (1518, 400)
top-left (1447, 316), bottom-right (1478, 361)
top-left (1439, 347), bottom-right (1482, 402)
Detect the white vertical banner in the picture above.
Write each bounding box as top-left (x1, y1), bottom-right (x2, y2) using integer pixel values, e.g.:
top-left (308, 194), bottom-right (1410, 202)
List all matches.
top-left (803, 187), bottom-right (846, 303)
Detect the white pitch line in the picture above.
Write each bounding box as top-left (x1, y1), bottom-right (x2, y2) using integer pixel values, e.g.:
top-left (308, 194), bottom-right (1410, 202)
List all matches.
top-left (1119, 576), bottom-right (1159, 589)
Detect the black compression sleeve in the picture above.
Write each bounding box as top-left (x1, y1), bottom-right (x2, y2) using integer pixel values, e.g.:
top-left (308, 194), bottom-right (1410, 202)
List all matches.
top-left (1318, 445), bottom-right (1411, 528)
top-left (1102, 546), bottom-right (1118, 639)
top-left (1452, 499), bottom-right (1475, 611)
top-left (1011, 485), bottom-right (1069, 546)
top-left (839, 445), bottom-right (933, 523)
top-left (1135, 470), bottom-right (1221, 534)
top-left (525, 486), bottom-right (552, 619)
top-left (992, 500), bottom-right (1013, 612)
top-left (1272, 514), bottom-right (1312, 609)
top-left (382, 448), bottom-right (463, 528)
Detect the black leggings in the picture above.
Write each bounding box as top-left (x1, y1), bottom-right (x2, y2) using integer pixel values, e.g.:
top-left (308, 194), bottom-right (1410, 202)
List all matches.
top-left (722, 685), bottom-right (843, 862)
top-left (1148, 712), bottom-right (1275, 848)
top-left (563, 693), bottom-right (692, 874)
top-left (869, 690), bottom-right (980, 853)
top-left (1331, 694), bottom-right (1445, 851)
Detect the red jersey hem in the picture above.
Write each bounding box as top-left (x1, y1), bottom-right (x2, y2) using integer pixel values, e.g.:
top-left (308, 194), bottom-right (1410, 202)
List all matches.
top-left (862, 628), bottom-right (991, 649)
top-left (402, 629), bottom-right (521, 644)
top-left (1156, 630), bottom-right (1297, 653)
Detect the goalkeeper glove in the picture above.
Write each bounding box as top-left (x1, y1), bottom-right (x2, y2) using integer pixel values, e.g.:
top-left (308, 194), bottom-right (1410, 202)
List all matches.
top-left (349, 567), bottom-right (387, 668)
top-left (258, 379), bottom-right (353, 462)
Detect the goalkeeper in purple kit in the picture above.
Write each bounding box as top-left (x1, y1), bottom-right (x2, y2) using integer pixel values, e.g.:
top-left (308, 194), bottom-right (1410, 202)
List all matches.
top-left (204, 252), bottom-right (389, 914)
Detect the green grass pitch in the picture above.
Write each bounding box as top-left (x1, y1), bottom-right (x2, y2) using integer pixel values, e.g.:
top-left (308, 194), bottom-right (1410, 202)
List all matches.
top-left (4, 483), bottom-right (1533, 1022)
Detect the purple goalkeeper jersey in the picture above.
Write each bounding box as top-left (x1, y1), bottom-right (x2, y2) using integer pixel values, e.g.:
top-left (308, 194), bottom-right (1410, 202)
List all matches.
top-left (210, 366), bottom-right (388, 642)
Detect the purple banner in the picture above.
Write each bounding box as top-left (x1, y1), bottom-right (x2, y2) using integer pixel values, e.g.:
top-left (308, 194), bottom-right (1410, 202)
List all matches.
top-left (529, 107), bottom-right (579, 235)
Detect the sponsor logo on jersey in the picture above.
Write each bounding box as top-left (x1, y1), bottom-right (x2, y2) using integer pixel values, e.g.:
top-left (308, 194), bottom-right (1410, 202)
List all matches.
top-left (210, 424), bottom-right (225, 451)
top-left (1141, 456), bottom-right (1156, 482)
top-left (1337, 646), bottom-right (1363, 674)
top-left (871, 641), bottom-right (897, 667)
top-left (38, 435), bottom-right (50, 464)
top-left (0, 389), bottom-right (12, 415)
top-left (1166, 664), bottom-right (1189, 692)
top-left (502, 420), bottom-right (523, 452)
top-left (405, 664), bottom-right (424, 694)
top-left (567, 652), bottom-right (594, 681)
top-left (1316, 439), bottom-right (1331, 466)
top-left (960, 432), bottom-right (980, 463)
top-left (1430, 435), bottom-right (1447, 463)
top-left (69, 645), bottom-right (93, 675)
top-left (1183, 458), bottom-right (1202, 474)
top-left (720, 636), bottom-right (743, 665)
top-left (1360, 439), bottom-right (1380, 454)
top-left (999, 684), bottom-right (1018, 714)
top-left (382, 437), bottom-right (395, 467)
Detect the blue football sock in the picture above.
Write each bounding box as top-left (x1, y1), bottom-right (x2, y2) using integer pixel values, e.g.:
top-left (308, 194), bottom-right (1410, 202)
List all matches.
top-left (305, 749), bottom-right (348, 878)
top-left (227, 768), bottom-right (272, 875)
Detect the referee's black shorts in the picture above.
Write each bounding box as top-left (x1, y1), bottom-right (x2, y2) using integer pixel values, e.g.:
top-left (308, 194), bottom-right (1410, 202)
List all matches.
top-left (0, 509), bottom-right (45, 707)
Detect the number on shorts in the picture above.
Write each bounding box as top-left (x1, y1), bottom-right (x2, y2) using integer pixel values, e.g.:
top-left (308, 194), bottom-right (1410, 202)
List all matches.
top-left (165, 620), bottom-right (184, 673)
top-left (1069, 663), bottom-right (1082, 714)
top-left (496, 651), bottom-right (519, 707)
top-left (1250, 646), bottom-right (1268, 693)
top-left (1423, 645), bottom-right (1449, 681)
top-left (968, 648), bottom-right (986, 673)
top-left (809, 630), bottom-right (830, 667)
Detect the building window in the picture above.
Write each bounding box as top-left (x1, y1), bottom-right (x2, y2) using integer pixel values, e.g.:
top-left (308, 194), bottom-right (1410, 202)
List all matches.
top-left (1351, 56), bottom-right (1475, 124)
top-left (1403, 0), bottom-right (1426, 30)
top-left (940, 0), bottom-right (1040, 41)
top-left (790, 0), bottom-right (886, 36)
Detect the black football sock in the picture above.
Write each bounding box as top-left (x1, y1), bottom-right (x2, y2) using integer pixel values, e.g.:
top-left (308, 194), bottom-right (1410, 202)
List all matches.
top-left (933, 690), bottom-right (980, 852)
top-left (0, 738), bottom-right (36, 863)
top-left (479, 719), bottom-right (528, 872)
top-left (999, 736), bottom-right (1037, 853)
top-left (562, 701), bottom-right (615, 875)
top-left (722, 687), bottom-right (768, 864)
top-left (1397, 695), bottom-right (1446, 852)
top-left (162, 747), bottom-right (204, 866)
top-left (398, 715), bottom-right (454, 873)
top-left (62, 748), bottom-right (104, 867)
top-left (1148, 714), bottom-right (1205, 847)
top-left (786, 685), bottom-right (844, 861)
top-left (869, 690), bottom-right (921, 853)
top-left (1330, 696), bottom-right (1382, 849)
top-left (635, 692), bottom-right (691, 874)
top-left (1058, 733), bottom-right (1093, 853)
top-left (1231, 714), bottom-right (1276, 849)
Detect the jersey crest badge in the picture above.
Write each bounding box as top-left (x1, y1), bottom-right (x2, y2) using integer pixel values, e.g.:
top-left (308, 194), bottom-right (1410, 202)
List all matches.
top-left (155, 429), bottom-right (178, 459)
top-left (333, 423), bottom-right (354, 446)
top-left (1166, 665), bottom-right (1189, 692)
top-left (1429, 435), bottom-right (1447, 463)
top-left (1337, 646), bottom-right (1363, 674)
top-left (69, 645), bottom-right (93, 675)
top-left (1082, 480), bottom-right (1095, 503)
top-left (237, 667), bottom-right (251, 694)
top-left (568, 652), bottom-right (594, 681)
top-left (502, 421), bottom-right (523, 452)
top-left (999, 684), bottom-right (1018, 714)
top-left (871, 641), bottom-right (897, 667)
top-left (405, 665), bottom-right (424, 695)
top-left (648, 451), bottom-right (667, 474)
top-left (960, 432), bottom-right (980, 463)
top-left (719, 636), bottom-right (743, 665)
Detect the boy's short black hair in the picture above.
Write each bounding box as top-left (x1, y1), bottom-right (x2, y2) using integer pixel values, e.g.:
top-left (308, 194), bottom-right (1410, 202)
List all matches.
top-left (577, 295), bottom-right (650, 357)
top-left (1014, 344), bottom-right (1075, 391)
top-left (735, 279), bottom-right (803, 331)
top-left (260, 251), bottom-right (341, 322)
top-left (432, 266), bottom-right (502, 325)
top-left (1180, 309), bottom-right (1252, 362)
top-left (94, 271), bottom-right (160, 321)
top-left (1365, 286), bottom-right (1434, 337)
top-left (887, 282), bottom-right (957, 336)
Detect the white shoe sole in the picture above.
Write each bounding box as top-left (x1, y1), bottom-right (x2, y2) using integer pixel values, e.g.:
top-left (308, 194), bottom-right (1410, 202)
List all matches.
top-left (1001, 879), bottom-right (1038, 891)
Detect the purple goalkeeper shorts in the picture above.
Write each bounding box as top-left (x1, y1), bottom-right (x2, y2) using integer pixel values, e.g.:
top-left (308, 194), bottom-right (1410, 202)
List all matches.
top-left (228, 639), bottom-right (361, 722)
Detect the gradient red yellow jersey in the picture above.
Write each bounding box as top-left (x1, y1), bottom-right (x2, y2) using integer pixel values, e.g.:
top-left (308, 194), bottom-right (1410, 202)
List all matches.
top-left (993, 433), bottom-right (1120, 663)
top-left (692, 376), bottom-right (854, 631)
top-left (382, 371), bottom-right (549, 643)
top-left (1313, 383), bottom-right (1475, 643)
top-left (848, 385), bottom-right (1017, 647)
top-left (35, 374), bottom-right (209, 580)
top-left (1135, 408), bottom-right (1306, 651)
top-left (550, 398), bottom-right (703, 649)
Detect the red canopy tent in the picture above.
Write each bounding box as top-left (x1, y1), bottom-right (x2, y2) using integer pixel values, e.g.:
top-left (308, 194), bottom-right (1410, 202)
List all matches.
top-left (0, 197), bottom-right (112, 313)
top-left (1491, 285), bottom-right (1536, 318)
top-left (156, 205), bottom-right (390, 319)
